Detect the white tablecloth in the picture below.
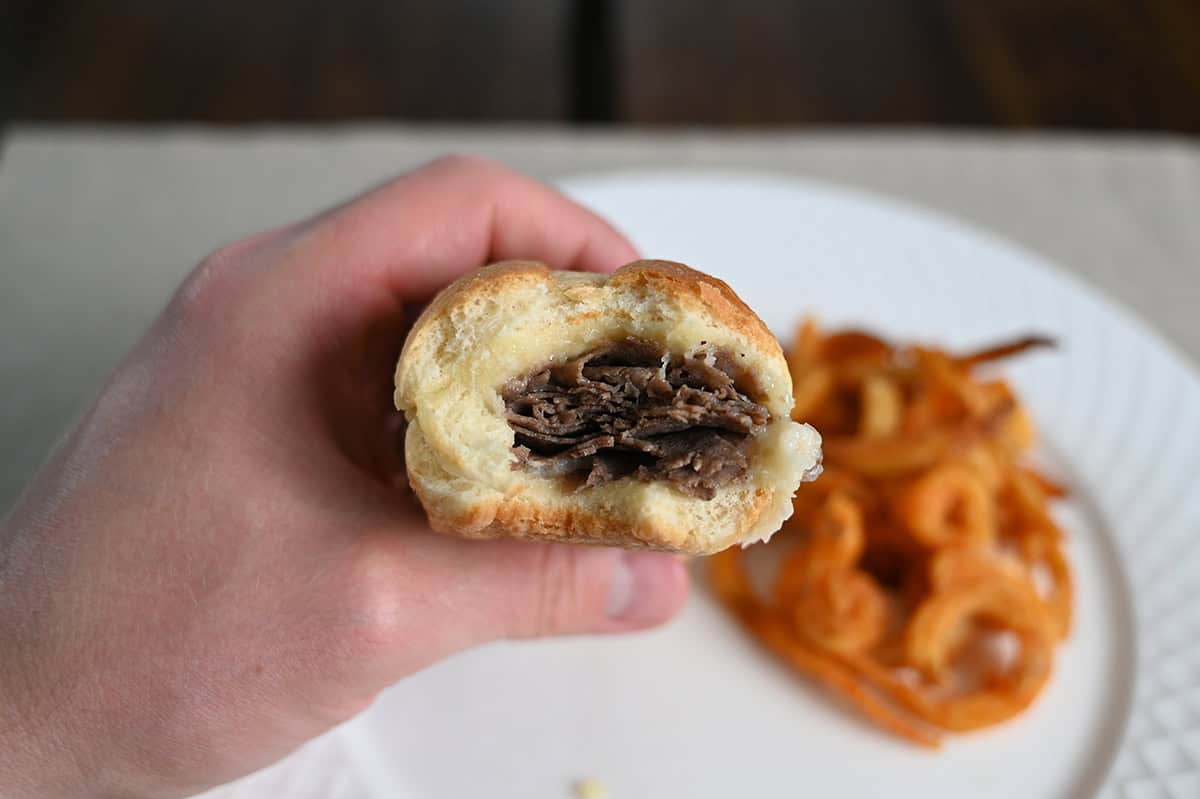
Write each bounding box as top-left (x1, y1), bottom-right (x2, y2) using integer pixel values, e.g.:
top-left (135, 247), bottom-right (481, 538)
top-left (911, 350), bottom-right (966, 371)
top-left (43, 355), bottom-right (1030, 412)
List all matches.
top-left (1, 127), bottom-right (1198, 797)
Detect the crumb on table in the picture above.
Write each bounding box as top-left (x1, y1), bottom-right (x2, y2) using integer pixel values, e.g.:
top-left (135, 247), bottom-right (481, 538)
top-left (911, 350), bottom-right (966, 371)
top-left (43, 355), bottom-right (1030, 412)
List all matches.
top-left (573, 777), bottom-right (609, 799)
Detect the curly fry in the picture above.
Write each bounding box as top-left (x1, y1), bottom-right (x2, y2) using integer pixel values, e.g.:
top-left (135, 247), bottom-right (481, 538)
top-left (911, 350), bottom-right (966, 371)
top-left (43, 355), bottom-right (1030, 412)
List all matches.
top-left (823, 431), bottom-right (955, 478)
top-left (821, 330), bottom-right (893, 364)
top-left (956, 335), bottom-right (1056, 368)
top-left (791, 366), bottom-right (835, 424)
top-left (791, 569), bottom-right (889, 655)
top-left (1019, 466), bottom-right (1069, 499)
top-left (1016, 535), bottom-right (1074, 639)
top-left (859, 374), bottom-right (904, 438)
top-left (1004, 466), bottom-right (1061, 537)
top-left (776, 493), bottom-right (865, 603)
top-left (904, 571), bottom-right (1052, 676)
top-left (790, 465), bottom-right (874, 519)
top-left (959, 445), bottom-right (1004, 492)
top-left (789, 317), bottom-right (824, 366)
top-left (892, 464), bottom-right (996, 549)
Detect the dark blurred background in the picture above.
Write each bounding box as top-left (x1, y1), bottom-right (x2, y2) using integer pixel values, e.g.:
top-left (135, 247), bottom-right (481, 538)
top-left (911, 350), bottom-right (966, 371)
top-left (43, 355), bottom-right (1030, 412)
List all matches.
top-left (3, 0), bottom-right (1200, 130)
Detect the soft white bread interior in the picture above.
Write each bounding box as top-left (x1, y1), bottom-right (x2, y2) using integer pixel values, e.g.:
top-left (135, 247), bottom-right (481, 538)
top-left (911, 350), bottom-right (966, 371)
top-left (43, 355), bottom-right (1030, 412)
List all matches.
top-left (393, 259), bottom-right (822, 555)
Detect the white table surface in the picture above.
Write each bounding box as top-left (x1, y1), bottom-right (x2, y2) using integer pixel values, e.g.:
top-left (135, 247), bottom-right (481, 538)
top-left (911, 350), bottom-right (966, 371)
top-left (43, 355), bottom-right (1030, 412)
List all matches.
top-left (1, 127), bottom-right (1198, 797)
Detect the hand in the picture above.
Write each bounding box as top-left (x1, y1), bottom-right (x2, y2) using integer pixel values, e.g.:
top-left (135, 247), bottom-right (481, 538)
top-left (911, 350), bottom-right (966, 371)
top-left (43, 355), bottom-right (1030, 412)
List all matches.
top-left (0, 156), bottom-right (689, 798)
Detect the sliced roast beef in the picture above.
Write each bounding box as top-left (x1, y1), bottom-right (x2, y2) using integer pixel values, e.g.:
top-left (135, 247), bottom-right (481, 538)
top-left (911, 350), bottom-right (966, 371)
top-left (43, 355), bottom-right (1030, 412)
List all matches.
top-left (502, 337), bottom-right (770, 499)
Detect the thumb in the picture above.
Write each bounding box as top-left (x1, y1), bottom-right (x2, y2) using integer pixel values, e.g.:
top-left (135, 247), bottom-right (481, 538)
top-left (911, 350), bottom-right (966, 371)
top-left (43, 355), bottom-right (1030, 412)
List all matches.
top-left (343, 520), bottom-right (690, 685)
top-left (494, 543), bottom-right (690, 639)
top-left (392, 530), bottom-right (690, 643)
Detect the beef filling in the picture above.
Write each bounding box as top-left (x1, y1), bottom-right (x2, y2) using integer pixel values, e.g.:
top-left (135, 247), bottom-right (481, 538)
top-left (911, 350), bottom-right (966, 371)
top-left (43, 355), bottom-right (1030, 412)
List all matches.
top-left (502, 338), bottom-right (771, 499)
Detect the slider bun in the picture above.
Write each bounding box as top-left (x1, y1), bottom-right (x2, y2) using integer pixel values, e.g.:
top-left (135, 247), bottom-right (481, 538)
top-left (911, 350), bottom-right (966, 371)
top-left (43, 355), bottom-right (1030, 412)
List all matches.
top-left (393, 260), bottom-right (822, 555)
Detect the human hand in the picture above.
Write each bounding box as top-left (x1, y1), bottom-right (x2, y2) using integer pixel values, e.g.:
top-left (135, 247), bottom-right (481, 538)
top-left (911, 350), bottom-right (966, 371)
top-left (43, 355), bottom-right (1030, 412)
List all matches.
top-left (0, 156), bottom-right (689, 798)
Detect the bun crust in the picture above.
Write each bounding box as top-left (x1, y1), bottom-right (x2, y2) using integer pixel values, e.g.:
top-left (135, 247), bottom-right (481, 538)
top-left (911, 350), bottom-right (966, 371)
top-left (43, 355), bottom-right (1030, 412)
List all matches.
top-left (394, 260), bottom-right (822, 554)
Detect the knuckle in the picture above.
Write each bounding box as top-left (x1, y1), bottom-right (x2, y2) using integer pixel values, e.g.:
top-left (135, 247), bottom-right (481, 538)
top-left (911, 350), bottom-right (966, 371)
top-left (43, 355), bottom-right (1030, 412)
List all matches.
top-left (168, 244), bottom-right (242, 326)
top-left (428, 152), bottom-right (507, 181)
top-left (168, 228), bottom-right (283, 329)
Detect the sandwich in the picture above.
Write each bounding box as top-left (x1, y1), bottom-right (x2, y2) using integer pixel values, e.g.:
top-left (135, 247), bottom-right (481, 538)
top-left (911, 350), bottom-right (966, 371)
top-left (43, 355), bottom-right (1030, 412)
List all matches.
top-left (393, 259), bottom-right (822, 555)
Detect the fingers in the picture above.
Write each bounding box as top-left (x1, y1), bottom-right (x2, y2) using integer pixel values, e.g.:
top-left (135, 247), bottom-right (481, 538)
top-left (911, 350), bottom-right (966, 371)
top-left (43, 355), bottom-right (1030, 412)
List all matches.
top-left (303, 154), bottom-right (640, 302)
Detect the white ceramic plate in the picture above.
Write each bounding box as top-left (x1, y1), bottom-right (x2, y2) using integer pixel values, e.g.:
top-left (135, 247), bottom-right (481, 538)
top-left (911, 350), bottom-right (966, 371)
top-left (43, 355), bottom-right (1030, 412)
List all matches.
top-left (338, 173), bottom-right (1200, 799)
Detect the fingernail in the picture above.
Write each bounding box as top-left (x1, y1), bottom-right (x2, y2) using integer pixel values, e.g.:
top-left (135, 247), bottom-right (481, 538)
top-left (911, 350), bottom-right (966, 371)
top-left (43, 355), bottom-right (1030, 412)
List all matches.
top-left (605, 552), bottom-right (637, 619)
top-left (605, 552), bottom-right (687, 623)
